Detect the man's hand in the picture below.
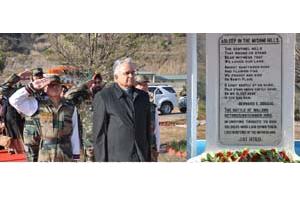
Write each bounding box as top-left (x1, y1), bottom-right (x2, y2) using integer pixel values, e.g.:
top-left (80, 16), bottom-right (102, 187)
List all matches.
top-left (18, 70), bottom-right (32, 80)
top-left (86, 79), bottom-right (95, 89)
top-left (31, 78), bottom-right (51, 90)
top-left (86, 147), bottom-right (94, 157)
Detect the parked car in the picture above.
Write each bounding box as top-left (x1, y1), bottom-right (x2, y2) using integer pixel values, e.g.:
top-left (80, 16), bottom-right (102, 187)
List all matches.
top-left (148, 84), bottom-right (178, 114)
top-left (178, 96), bottom-right (187, 113)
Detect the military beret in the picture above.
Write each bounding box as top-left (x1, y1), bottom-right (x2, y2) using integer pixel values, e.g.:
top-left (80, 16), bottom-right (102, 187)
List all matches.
top-left (44, 74), bottom-right (61, 84)
top-left (135, 75), bottom-right (149, 84)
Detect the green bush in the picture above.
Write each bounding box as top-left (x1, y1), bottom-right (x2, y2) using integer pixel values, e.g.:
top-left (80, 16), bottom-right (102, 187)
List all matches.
top-left (0, 50), bottom-right (6, 73)
top-left (168, 140), bottom-right (187, 152)
top-left (295, 108), bottom-right (300, 121)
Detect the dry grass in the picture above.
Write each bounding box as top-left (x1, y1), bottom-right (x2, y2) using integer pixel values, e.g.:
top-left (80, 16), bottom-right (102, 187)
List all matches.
top-left (158, 123), bottom-right (206, 162)
top-left (160, 124), bottom-right (206, 144)
top-left (161, 122), bottom-right (300, 143)
top-left (295, 122), bottom-right (300, 139)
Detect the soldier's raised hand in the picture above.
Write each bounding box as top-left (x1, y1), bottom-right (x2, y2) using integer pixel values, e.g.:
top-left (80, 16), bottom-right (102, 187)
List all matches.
top-left (18, 69), bottom-right (32, 80)
top-left (85, 79), bottom-right (95, 91)
top-left (31, 78), bottom-right (51, 90)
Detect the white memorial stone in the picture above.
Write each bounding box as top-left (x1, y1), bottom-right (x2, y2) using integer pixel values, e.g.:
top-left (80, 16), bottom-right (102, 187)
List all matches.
top-left (219, 34), bottom-right (282, 146)
top-left (192, 33), bottom-right (296, 160)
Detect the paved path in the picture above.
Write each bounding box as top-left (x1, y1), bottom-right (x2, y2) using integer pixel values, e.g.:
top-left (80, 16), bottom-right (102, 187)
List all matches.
top-left (159, 107), bottom-right (186, 122)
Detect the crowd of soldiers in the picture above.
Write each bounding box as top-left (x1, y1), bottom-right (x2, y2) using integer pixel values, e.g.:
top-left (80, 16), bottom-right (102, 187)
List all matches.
top-left (0, 59), bottom-right (160, 162)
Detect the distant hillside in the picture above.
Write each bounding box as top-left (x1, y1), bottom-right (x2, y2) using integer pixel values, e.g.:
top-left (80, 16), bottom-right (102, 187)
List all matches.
top-left (0, 33), bottom-right (195, 83)
top-left (0, 34), bottom-right (58, 82)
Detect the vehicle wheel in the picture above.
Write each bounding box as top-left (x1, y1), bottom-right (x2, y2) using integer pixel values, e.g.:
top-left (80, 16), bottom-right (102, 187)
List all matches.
top-left (179, 107), bottom-right (186, 113)
top-left (160, 102), bottom-right (173, 114)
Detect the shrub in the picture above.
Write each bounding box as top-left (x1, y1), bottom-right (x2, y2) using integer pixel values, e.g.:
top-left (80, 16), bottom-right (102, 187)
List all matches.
top-left (295, 108), bottom-right (300, 121)
top-left (0, 50), bottom-right (6, 73)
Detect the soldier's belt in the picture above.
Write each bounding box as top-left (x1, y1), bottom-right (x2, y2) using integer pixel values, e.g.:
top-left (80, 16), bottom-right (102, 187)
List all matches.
top-left (24, 120), bottom-right (35, 125)
top-left (43, 139), bottom-right (58, 145)
top-left (42, 138), bottom-right (67, 145)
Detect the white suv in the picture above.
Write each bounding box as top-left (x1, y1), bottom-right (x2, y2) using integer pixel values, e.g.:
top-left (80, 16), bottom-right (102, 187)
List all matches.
top-left (148, 84), bottom-right (178, 114)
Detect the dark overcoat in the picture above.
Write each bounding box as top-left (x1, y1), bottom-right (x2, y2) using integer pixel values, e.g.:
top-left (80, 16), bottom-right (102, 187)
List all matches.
top-left (93, 83), bottom-right (151, 162)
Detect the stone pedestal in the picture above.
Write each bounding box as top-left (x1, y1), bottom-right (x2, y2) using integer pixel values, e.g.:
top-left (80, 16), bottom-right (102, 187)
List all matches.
top-left (191, 33), bottom-right (296, 161)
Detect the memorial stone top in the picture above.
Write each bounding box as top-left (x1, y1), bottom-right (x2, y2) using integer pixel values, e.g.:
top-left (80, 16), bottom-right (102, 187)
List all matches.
top-left (204, 33), bottom-right (295, 154)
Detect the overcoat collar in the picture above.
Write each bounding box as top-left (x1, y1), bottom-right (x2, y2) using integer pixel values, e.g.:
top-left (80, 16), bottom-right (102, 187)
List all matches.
top-left (113, 83), bottom-right (140, 124)
top-left (113, 83), bottom-right (139, 101)
top-left (113, 83), bottom-right (125, 99)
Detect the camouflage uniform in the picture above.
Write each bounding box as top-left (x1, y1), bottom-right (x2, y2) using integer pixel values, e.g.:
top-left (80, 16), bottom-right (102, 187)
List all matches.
top-left (135, 75), bottom-right (159, 161)
top-left (0, 89), bottom-right (5, 150)
top-left (0, 73), bottom-right (22, 101)
top-left (22, 68), bottom-right (45, 162)
top-left (179, 85), bottom-right (187, 97)
top-left (23, 113), bottom-right (40, 161)
top-left (9, 75), bottom-right (80, 162)
top-left (37, 99), bottom-right (76, 162)
top-left (22, 92), bottom-right (47, 161)
top-left (64, 83), bottom-right (94, 161)
top-left (0, 74), bottom-right (25, 153)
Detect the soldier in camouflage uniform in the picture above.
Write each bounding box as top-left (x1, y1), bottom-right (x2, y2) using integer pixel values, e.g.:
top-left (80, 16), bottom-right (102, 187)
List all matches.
top-left (9, 75), bottom-right (80, 162)
top-left (0, 70), bottom-right (32, 153)
top-left (0, 88), bottom-right (6, 150)
top-left (64, 82), bottom-right (91, 161)
top-left (135, 75), bottom-right (160, 161)
top-left (22, 68), bottom-right (46, 161)
top-left (179, 85), bottom-right (187, 97)
top-left (64, 73), bottom-right (104, 161)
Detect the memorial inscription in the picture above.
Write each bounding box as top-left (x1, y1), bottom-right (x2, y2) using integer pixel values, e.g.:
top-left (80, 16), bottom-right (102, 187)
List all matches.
top-left (219, 34), bottom-right (282, 145)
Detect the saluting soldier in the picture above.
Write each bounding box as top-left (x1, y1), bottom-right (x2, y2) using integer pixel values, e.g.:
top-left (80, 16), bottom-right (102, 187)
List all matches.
top-left (9, 74), bottom-right (80, 162)
top-left (0, 70), bottom-right (32, 153)
top-left (0, 88), bottom-right (7, 150)
top-left (22, 68), bottom-right (46, 161)
top-left (64, 73), bottom-right (104, 161)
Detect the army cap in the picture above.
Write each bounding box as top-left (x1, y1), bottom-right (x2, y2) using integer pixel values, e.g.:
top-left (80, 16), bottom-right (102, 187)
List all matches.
top-left (135, 75), bottom-right (149, 84)
top-left (44, 74), bottom-right (61, 84)
top-left (32, 67), bottom-right (44, 76)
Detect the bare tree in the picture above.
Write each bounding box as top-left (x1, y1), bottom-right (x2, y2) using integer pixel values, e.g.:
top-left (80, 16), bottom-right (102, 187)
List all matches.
top-left (46, 33), bottom-right (187, 82)
top-left (47, 33), bottom-right (143, 80)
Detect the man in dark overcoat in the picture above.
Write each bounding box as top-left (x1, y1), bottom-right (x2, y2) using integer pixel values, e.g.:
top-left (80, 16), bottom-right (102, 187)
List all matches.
top-left (93, 58), bottom-right (151, 162)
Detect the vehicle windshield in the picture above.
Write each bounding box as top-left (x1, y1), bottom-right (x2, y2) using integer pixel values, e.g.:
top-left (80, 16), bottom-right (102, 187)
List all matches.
top-left (148, 87), bottom-right (157, 93)
top-left (162, 87), bottom-right (176, 93)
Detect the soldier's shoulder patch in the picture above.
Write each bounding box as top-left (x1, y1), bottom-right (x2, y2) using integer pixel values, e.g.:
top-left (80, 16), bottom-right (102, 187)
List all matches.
top-left (39, 112), bottom-right (53, 122)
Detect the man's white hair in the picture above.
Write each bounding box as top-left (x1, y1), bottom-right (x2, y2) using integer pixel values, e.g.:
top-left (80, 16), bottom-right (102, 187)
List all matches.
top-left (113, 57), bottom-right (135, 76)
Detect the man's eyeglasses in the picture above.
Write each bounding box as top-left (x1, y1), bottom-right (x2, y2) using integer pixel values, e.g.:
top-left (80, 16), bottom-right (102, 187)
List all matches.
top-left (122, 71), bottom-right (136, 76)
